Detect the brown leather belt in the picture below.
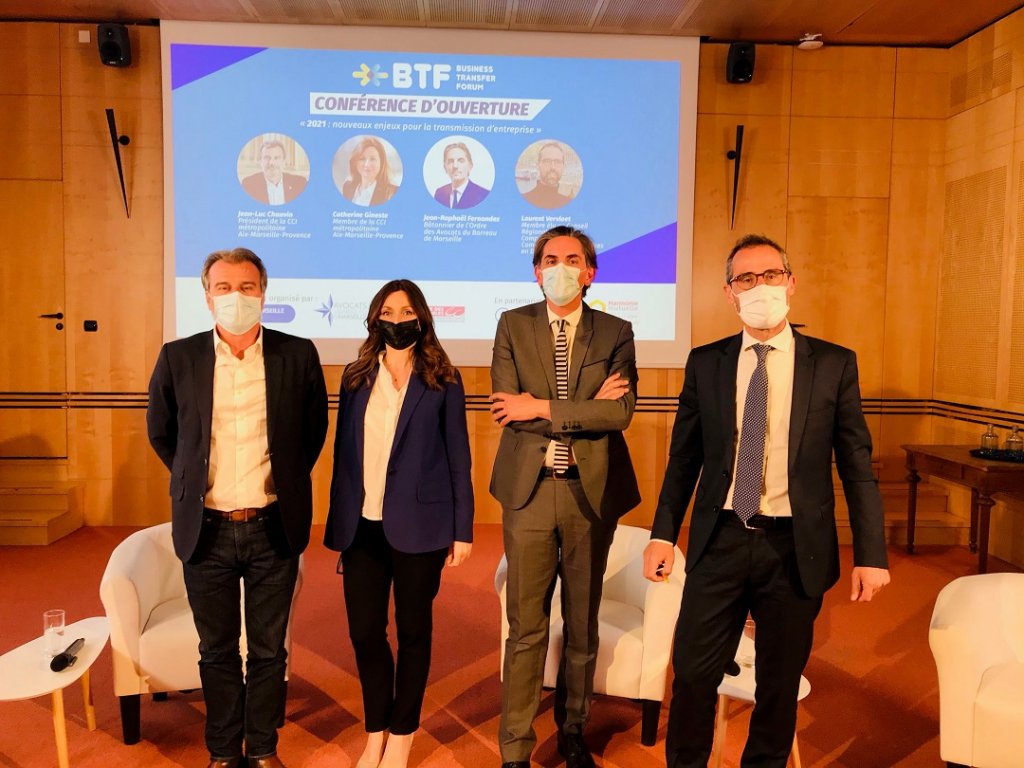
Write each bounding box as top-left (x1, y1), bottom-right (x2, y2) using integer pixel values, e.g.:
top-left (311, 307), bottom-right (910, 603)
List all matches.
top-left (540, 466), bottom-right (580, 480)
top-left (205, 505), bottom-right (274, 522)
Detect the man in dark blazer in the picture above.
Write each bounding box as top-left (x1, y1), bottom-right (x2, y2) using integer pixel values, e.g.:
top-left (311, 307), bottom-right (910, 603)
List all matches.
top-left (147, 247), bottom-right (327, 768)
top-left (432, 141), bottom-right (490, 209)
top-left (643, 234), bottom-right (890, 768)
top-left (490, 226), bottom-right (640, 768)
top-left (241, 140), bottom-right (308, 206)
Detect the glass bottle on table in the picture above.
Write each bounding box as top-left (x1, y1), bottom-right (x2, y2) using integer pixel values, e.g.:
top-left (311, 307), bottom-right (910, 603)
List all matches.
top-left (1006, 426), bottom-right (1024, 456)
top-left (980, 424), bottom-right (999, 451)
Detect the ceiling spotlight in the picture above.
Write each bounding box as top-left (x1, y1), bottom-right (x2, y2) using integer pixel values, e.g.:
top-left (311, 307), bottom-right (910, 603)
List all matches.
top-left (797, 33), bottom-right (823, 50)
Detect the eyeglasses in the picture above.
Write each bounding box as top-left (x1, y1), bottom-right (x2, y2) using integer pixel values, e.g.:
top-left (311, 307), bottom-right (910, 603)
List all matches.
top-left (729, 269), bottom-right (790, 292)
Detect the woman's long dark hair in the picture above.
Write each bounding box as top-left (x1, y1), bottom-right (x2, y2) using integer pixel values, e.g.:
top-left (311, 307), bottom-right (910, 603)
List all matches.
top-left (341, 279), bottom-right (457, 392)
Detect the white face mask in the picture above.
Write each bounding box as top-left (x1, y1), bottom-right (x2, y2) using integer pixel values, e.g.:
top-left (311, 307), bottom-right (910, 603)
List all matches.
top-left (212, 291), bottom-right (263, 335)
top-left (541, 263), bottom-right (583, 307)
top-left (733, 283), bottom-right (790, 329)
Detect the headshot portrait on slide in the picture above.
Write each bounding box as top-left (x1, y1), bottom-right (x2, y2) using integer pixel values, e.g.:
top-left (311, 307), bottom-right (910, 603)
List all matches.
top-left (516, 140), bottom-right (582, 210)
top-left (425, 136), bottom-right (494, 210)
top-left (333, 135), bottom-right (403, 207)
top-left (238, 134), bottom-right (310, 206)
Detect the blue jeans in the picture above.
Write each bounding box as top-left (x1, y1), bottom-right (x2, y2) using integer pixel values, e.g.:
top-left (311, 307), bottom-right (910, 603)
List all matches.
top-left (183, 511), bottom-right (299, 760)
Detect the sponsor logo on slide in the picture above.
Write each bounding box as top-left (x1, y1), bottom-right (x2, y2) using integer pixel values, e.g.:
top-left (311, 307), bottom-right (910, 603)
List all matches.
top-left (262, 304), bottom-right (296, 323)
top-left (316, 295), bottom-right (369, 326)
top-left (352, 63), bottom-right (389, 87)
top-left (431, 305), bottom-right (466, 323)
top-left (587, 299), bottom-right (607, 313)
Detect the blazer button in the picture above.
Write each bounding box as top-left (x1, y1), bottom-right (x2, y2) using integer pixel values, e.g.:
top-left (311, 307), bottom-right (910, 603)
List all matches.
top-left (712, 505), bottom-right (719, 513)
top-left (721, 471), bottom-right (729, 478)
top-left (199, 494), bottom-right (205, 502)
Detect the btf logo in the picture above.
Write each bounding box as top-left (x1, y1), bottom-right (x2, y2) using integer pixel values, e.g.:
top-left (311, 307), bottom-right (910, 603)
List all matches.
top-left (353, 63), bottom-right (451, 90)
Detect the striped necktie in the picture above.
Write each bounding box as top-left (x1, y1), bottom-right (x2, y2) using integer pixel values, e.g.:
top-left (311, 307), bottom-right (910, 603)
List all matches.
top-left (553, 319), bottom-right (570, 474)
top-left (733, 344), bottom-right (772, 523)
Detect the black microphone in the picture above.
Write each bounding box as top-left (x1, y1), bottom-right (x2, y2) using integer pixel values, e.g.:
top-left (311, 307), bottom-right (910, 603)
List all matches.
top-left (50, 637), bottom-right (85, 672)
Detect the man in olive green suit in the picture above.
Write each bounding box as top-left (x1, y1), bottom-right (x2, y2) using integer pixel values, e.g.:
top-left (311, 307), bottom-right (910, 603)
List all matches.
top-left (489, 225), bottom-right (640, 768)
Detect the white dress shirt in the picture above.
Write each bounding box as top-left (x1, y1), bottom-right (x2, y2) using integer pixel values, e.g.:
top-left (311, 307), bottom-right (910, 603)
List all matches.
top-left (449, 182), bottom-right (467, 208)
top-left (265, 178), bottom-right (285, 205)
top-left (723, 323), bottom-right (795, 517)
top-left (544, 303), bottom-right (583, 468)
top-left (206, 329), bottom-right (275, 511)
top-left (361, 353), bottom-right (409, 520)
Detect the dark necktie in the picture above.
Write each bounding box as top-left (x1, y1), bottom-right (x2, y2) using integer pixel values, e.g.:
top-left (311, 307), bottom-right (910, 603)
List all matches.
top-left (451, 189), bottom-right (460, 208)
top-left (553, 319), bottom-right (570, 474)
top-left (733, 344), bottom-right (772, 523)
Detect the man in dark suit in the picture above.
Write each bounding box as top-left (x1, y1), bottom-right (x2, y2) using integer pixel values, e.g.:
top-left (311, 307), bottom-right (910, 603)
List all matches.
top-left (643, 234), bottom-right (890, 768)
top-left (147, 247), bottom-right (328, 768)
top-left (432, 141), bottom-right (490, 209)
top-left (241, 140), bottom-right (308, 206)
top-left (490, 226), bottom-right (640, 768)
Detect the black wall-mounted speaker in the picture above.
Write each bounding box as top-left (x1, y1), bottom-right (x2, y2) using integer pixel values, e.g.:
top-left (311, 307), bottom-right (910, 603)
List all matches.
top-left (97, 23), bottom-right (131, 67)
top-left (726, 42), bottom-right (755, 84)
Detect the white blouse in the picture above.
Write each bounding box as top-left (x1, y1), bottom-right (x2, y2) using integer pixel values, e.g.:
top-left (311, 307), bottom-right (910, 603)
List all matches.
top-left (360, 353), bottom-right (409, 520)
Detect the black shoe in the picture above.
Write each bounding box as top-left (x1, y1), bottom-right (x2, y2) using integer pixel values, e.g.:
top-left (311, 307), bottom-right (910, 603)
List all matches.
top-left (557, 733), bottom-right (595, 768)
top-left (500, 762), bottom-right (530, 768)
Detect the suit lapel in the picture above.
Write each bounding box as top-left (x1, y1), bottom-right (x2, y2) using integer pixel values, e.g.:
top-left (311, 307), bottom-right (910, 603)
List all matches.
top-left (719, 334), bottom-right (741, 447)
top-left (789, 331), bottom-right (814, 476)
top-left (195, 334), bottom-right (215, 453)
top-left (352, 376), bottom-right (373, 475)
top-left (568, 306), bottom-right (593, 398)
top-left (532, 306), bottom-right (557, 397)
top-left (262, 329), bottom-right (283, 448)
top-left (391, 373), bottom-right (426, 462)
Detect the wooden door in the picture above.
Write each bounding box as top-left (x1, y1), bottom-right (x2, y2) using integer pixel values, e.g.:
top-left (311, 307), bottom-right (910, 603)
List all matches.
top-left (0, 180), bottom-right (67, 457)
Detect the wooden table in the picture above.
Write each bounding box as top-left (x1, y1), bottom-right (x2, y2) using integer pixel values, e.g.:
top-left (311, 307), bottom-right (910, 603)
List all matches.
top-left (0, 617), bottom-right (109, 768)
top-left (903, 444), bottom-right (1024, 573)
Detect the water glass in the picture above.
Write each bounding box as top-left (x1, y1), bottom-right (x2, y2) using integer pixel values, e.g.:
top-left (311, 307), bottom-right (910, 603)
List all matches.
top-left (43, 609), bottom-right (66, 656)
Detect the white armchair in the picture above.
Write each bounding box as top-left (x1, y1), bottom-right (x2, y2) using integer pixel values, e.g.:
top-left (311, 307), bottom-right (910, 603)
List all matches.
top-left (494, 524), bottom-right (684, 745)
top-left (929, 572), bottom-right (1024, 768)
top-left (99, 523), bottom-right (302, 745)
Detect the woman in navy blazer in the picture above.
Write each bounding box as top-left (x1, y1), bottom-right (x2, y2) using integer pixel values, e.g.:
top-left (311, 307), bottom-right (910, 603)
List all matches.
top-left (324, 279), bottom-right (473, 768)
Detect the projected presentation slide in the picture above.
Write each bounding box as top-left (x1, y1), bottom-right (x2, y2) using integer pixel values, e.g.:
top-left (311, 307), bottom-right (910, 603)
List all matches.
top-left (162, 23), bottom-right (698, 365)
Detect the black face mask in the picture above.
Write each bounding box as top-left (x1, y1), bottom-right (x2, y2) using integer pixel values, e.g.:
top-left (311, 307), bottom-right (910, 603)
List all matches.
top-left (377, 319), bottom-right (422, 350)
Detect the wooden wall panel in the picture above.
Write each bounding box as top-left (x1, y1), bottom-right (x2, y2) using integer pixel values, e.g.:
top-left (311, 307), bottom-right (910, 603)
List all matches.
top-left (67, 408), bottom-right (169, 525)
top-left (0, 23), bottom-right (59, 96)
top-left (788, 117), bottom-right (893, 199)
top-left (697, 43), bottom-right (792, 117)
top-left (882, 119), bottom-right (944, 400)
top-left (791, 47), bottom-right (896, 118)
top-left (785, 196), bottom-right (890, 397)
top-left (894, 48), bottom-right (950, 120)
top-left (875, 119), bottom-right (945, 481)
top-left (945, 92), bottom-right (1014, 177)
top-left (691, 114), bottom-right (791, 347)
top-left (0, 411), bottom-right (67, 458)
top-left (0, 95), bottom-right (62, 180)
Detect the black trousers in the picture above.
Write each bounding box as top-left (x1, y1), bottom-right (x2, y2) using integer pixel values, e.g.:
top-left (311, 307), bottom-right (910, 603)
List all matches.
top-left (182, 511), bottom-right (299, 761)
top-left (341, 517), bottom-right (448, 735)
top-left (666, 513), bottom-right (822, 768)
